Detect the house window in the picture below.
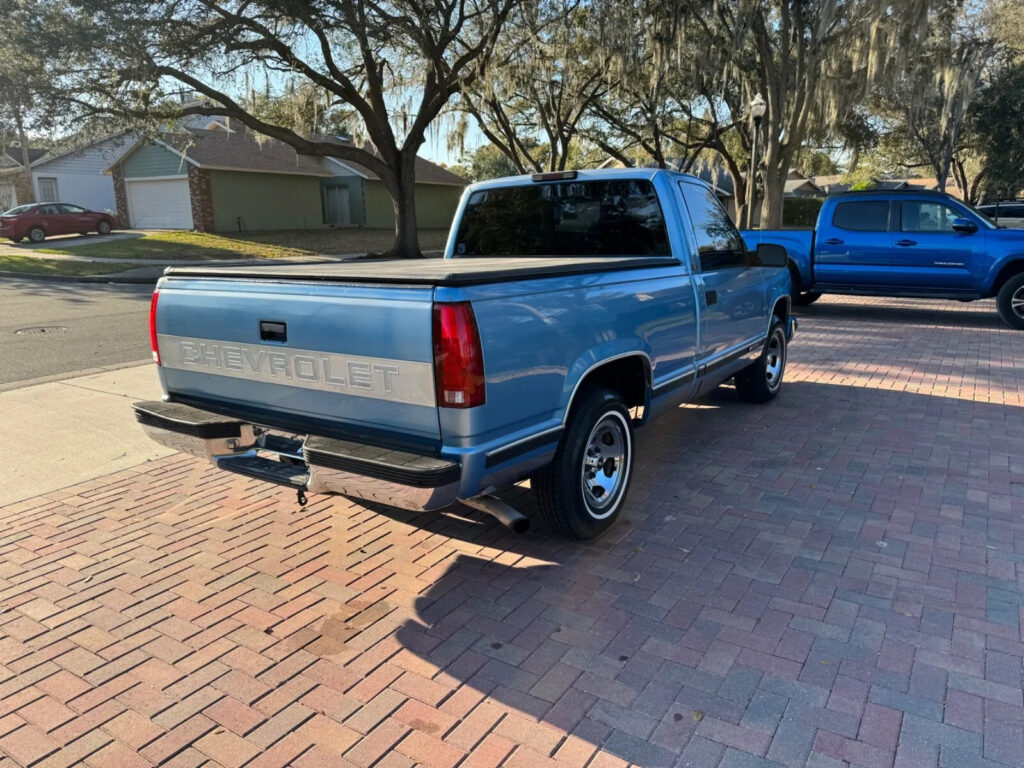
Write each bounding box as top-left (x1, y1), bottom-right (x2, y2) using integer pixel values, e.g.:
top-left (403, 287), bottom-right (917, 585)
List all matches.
top-left (37, 177), bottom-right (59, 203)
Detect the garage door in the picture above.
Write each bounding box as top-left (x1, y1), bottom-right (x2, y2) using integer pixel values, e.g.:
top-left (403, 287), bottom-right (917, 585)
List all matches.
top-left (126, 178), bottom-right (193, 229)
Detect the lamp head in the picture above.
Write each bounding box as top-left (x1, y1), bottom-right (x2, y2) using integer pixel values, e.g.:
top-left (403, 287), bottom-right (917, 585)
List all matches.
top-left (750, 93), bottom-right (767, 120)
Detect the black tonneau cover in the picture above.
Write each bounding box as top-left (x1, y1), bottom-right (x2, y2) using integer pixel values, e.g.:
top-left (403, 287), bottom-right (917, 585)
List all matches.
top-left (165, 256), bottom-right (681, 286)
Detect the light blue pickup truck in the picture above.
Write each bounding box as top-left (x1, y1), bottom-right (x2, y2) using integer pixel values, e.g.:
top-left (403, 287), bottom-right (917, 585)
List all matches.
top-left (742, 189), bottom-right (1024, 329)
top-left (133, 169), bottom-right (795, 539)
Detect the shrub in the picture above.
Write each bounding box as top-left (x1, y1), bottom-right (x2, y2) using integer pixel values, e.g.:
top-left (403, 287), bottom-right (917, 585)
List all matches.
top-left (783, 197), bottom-right (823, 227)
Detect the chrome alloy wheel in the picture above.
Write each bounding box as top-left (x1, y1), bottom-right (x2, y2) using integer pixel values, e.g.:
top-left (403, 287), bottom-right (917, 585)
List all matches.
top-left (1012, 285), bottom-right (1024, 319)
top-left (580, 411), bottom-right (631, 519)
top-left (764, 329), bottom-right (785, 392)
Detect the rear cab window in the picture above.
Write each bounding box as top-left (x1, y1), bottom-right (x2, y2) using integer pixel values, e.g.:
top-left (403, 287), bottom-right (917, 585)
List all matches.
top-left (453, 179), bottom-right (670, 257)
top-left (831, 201), bottom-right (890, 231)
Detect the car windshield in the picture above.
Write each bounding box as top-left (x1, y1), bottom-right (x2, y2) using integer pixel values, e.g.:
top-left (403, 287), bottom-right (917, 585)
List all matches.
top-left (452, 179), bottom-right (671, 257)
top-left (2, 204), bottom-right (34, 216)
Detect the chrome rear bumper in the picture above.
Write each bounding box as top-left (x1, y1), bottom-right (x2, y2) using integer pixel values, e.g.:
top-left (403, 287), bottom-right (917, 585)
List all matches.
top-left (133, 401), bottom-right (460, 512)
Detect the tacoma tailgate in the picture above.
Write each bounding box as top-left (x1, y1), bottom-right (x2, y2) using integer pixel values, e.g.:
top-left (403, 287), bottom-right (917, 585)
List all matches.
top-left (154, 276), bottom-right (440, 441)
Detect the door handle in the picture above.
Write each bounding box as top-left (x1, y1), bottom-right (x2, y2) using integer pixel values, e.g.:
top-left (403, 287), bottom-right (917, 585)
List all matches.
top-left (896, 239), bottom-right (917, 247)
top-left (705, 289), bottom-right (718, 306)
top-left (823, 238), bottom-right (844, 245)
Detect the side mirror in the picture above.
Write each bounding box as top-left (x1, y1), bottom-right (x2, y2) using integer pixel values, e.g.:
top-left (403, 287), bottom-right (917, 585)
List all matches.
top-left (952, 217), bottom-right (978, 234)
top-left (756, 242), bottom-right (788, 268)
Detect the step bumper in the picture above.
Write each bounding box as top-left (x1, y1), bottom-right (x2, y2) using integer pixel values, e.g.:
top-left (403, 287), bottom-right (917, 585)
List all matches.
top-left (132, 400), bottom-right (461, 512)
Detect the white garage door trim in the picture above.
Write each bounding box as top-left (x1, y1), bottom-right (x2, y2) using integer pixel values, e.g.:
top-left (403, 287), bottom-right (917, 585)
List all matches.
top-left (126, 177), bottom-right (194, 230)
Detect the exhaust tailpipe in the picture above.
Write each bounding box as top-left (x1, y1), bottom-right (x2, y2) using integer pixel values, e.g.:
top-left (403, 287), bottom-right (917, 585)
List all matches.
top-left (460, 494), bottom-right (530, 534)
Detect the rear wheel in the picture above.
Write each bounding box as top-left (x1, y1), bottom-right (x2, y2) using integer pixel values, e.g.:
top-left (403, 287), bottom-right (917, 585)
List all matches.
top-left (97, 220), bottom-right (112, 235)
top-left (735, 319), bottom-right (787, 403)
top-left (792, 291), bottom-right (821, 306)
top-left (27, 226), bottom-right (45, 243)
top-left (534, 387), bottom-right (634, 539)
top-left (788, 264), bottom-right (821, 306)
top-left (996, 273), bottom-right (1024, 330)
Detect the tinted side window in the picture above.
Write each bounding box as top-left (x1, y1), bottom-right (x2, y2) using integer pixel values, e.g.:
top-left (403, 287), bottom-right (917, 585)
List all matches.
top-left (37, 205), bottom-right (59, 215)
top-left (60, 204), bottom-right (85, 214)
top-left (677, 181), bottom-right (746, 271)
top-left (900, 201), bottom-right (960, 232)
top-left (831, 201), bottom-right (889, 231)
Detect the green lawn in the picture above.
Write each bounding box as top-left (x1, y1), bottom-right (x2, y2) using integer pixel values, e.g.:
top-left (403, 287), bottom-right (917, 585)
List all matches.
top-left (0, 254), bottom-right (130, 276)
top-left (37, 228), bottom-right (451, 261)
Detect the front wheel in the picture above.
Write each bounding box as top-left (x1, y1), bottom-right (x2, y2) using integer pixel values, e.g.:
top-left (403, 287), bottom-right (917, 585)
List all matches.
top-left (534, 388), bottom-right (634, 539)
top-left (97, 220), bottom-right (112, 235)
top-left (996, 273), bottom-right (1024, 330)
top-left (735, 320), bottom-right (787, 403)
top-left (27, 226), bottom-right (45, 243)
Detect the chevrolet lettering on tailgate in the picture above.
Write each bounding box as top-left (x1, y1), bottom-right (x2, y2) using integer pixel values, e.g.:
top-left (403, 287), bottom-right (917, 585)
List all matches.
top-left (157, 334), bottom-right (435, 406)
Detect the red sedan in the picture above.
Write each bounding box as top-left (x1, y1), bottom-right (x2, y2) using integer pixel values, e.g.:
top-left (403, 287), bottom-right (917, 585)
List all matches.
top-left (0, 202), bottom-right (117, 243)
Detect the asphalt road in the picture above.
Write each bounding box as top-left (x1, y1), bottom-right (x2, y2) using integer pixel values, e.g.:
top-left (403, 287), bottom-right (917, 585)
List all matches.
top-left (0, 278), bottom-right (153, 388)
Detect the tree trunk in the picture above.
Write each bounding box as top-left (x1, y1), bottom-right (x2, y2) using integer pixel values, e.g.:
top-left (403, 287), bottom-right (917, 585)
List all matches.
top-left (760, 167), bottom-right (786, 229)
top-left (391, 180), bottom-right (421, 259)
top-left (384, 155), bottom-right (422, 259)
top-left (14, 109), bottom-right (33, 203)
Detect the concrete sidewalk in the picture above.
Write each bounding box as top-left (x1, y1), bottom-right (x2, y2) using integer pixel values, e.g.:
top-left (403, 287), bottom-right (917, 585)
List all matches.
top-left (0, 363), bottom-right (172, 506)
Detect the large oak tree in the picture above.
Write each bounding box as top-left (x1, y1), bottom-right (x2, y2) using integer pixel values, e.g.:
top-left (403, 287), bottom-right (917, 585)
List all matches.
top-left (31, 0), bottom-right (517, 257)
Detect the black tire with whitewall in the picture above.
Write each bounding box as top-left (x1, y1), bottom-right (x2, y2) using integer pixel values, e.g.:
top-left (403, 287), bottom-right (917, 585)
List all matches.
top-left (735, 319), bottom-right (787, 403)
top-left (534, 387), bottom-right (634, 539)
top-left (27, 226), bottom-right (45, 243)
top-left (97, 219), bottom-right (112, 235)
top-left (996, 273), bottom-right (1024, 330)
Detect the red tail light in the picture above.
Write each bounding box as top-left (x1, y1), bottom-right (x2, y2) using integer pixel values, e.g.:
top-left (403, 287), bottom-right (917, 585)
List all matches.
top-left (433, 302), bottom-right (485, 408)
top-left (149, 290), bottom-right (161, 365)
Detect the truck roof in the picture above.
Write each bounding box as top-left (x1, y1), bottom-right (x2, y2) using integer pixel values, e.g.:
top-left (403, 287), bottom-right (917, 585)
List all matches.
top-left (827, 188), bottom-right (962, 200)
top-left (468, 167), bottom-right (715, 193)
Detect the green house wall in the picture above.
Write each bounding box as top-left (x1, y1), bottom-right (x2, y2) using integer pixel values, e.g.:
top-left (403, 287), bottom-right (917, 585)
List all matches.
top-left (121, 144), bottom-right (190, 178)
top-left (364, 180), bottom-right (464, 230)
top-left (208, 171), bottom-right (327, 232)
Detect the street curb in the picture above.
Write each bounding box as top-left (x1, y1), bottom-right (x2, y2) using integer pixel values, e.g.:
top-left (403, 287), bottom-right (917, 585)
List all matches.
top-left (0, 270), bottom-right (160, 284)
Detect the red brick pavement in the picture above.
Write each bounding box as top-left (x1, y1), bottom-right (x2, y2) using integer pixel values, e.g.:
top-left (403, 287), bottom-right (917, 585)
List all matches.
top-left (0, 295), bottom-right (1022, 767)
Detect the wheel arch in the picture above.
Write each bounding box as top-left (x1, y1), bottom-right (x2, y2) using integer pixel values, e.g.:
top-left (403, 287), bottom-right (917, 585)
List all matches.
top-left (990, 258), bottom-right (1024, 297)
top-left (562, 352), bottom-right (651, 425)
top-left (787, 259), bottom-right (804, 293)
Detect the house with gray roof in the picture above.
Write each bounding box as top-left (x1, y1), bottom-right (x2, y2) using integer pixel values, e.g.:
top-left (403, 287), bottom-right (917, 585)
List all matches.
top-left (0, 136), bottom-right (133, 213)
top-left (106, 125), bottom-right (467, 232)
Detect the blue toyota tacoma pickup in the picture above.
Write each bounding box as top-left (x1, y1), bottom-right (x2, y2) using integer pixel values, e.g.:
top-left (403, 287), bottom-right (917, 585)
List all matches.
top-left (132, 169), bottom-right (794, 539)
top-left (742, 189), bottom-right (1024, 329)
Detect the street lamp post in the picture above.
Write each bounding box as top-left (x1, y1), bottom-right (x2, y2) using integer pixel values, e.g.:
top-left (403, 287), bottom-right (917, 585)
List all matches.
top-left (746, 93), bottom-right (767, 228)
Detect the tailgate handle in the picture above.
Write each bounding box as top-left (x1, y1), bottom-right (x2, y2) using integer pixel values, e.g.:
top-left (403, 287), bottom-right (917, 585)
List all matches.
top-left (259, 321), bottom-right (287, 342)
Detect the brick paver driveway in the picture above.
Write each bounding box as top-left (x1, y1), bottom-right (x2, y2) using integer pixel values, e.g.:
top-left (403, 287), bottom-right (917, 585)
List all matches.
top-left (1, 296), bottom-right (1022, 768)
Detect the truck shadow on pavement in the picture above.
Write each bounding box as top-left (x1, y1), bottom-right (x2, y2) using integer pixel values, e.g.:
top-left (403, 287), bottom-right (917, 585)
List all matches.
top-left (366, 380), bottom-right (1024, 766)
top-left (796, 297), bottom-right (1004, 331)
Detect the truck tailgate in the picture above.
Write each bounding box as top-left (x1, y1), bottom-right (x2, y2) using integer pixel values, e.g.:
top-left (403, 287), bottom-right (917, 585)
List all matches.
top-left (154, 277), bottom-right (440, 442)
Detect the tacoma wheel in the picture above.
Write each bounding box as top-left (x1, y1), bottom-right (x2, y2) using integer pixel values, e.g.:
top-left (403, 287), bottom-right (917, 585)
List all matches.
top-left (735, 319), bottom-right (787, 403)
top-left (792, 291), bottom-right (821, 306)
top-left (996, 273), bottom-right (1024, 330)
top-left (534, 387), bottom-right (634, 539)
